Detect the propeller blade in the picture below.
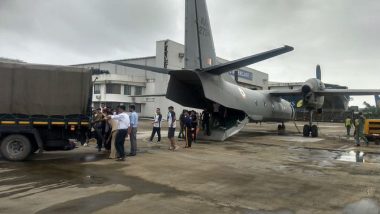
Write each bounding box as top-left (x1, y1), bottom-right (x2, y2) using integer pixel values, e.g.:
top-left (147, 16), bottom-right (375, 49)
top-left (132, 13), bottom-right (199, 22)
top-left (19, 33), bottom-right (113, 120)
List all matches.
top-left (316, 65), bottom-right (321, 80)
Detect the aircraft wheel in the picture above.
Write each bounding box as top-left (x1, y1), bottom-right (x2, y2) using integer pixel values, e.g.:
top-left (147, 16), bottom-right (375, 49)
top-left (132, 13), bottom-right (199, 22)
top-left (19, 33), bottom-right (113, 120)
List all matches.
top-left (303, 125), bottom-right (310, 137)
top-left (278, 124), bottom-right (286, 135)
top-left (277, 124), bottom-right (286, 130)
top-left (311, 125), bottom-right (318, 138)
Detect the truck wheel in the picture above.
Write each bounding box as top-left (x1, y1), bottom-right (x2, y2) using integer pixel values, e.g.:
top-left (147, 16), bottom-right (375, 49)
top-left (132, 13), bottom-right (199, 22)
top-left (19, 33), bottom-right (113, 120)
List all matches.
top-left (1, 134), bottom-right (31, 161)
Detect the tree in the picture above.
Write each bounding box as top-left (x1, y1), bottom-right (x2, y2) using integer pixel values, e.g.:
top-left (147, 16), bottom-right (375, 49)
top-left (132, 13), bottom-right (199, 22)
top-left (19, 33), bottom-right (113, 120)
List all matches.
top-left (362, 102), bottom-right (380, 118)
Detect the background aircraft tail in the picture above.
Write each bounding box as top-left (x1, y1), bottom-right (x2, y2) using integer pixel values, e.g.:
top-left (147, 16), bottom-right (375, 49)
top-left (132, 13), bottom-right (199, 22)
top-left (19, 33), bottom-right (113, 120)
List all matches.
top-left (316, 65), bottom-right (321, 80)
top-left (185, 0), bottom-right (217, 70)
top-left (375, 95), bottom-right (380, 108)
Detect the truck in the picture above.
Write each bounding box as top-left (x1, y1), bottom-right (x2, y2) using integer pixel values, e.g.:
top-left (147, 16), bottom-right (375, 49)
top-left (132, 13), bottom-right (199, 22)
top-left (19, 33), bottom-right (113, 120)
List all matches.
top-left (364, 119), bottom-right (380, 143)
top-left (0, 62), bottom-right (92, 161)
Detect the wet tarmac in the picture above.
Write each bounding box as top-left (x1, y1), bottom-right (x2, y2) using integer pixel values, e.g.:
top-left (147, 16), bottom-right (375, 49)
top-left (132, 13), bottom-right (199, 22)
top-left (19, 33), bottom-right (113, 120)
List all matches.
top-left (1, 121), bottom-right (380, 213)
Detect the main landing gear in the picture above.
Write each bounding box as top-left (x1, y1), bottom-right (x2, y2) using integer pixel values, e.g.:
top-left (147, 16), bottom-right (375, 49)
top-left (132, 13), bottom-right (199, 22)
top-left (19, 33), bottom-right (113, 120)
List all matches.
top-left (277, 122), bottom-right (286, 135)
top-left (303, 110), bottom-right (319, 137)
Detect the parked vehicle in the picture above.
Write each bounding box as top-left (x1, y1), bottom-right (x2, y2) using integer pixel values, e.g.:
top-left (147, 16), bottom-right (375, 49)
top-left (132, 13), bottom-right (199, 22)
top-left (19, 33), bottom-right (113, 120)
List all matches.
top-left (0, 62), bottom-right (92, 161)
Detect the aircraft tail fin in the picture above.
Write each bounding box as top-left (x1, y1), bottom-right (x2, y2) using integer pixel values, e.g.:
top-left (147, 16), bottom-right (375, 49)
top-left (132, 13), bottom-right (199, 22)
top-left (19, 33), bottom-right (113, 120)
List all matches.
top-left (185, 0), bottom-right (217, 70)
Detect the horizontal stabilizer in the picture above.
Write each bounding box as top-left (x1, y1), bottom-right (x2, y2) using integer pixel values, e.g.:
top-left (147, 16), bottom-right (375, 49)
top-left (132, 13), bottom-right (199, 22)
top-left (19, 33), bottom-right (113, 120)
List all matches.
top-left (202, 45), bottom-right (294, 75)
top-left (130, 94), bottom-right (166, 97)
top-left (109, 61), bottom-right (172, 74)
top-left (315, 89), bottom-right (380, 96)
top-left (270, 89), bottom-right (302, 96)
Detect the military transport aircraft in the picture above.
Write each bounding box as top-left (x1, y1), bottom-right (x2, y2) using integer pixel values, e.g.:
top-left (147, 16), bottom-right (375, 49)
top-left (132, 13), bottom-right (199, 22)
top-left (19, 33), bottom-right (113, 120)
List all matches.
top-left (111, 0), bottom-right (380, 140)
top-left (270, 65), bottom-right (380, 137)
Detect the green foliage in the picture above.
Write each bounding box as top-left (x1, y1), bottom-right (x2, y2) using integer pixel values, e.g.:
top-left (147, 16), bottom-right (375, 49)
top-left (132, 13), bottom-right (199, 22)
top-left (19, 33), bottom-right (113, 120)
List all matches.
top-left (362, 102), bottom-right (380, 118)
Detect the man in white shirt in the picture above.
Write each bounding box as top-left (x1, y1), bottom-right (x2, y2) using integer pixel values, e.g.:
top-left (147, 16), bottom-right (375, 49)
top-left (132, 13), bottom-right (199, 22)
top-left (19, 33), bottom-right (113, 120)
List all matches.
top-left (149, 108), bottom-right (162, 143)
top-left (167, 106), bottom-right (178, 151)
top-left (107, 105), bottom-right (130, 161)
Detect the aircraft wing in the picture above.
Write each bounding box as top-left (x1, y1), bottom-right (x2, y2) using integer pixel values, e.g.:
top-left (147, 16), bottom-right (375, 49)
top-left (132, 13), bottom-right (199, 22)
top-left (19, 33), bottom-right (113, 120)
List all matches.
top-left (269, 90), bottom-right (302, 96)
top-left (315, 89), bottom-right (380, 96)
top-left (202, 46), bottom-right (294, 75)
top-left (109, 61), bottom-right (172, 74)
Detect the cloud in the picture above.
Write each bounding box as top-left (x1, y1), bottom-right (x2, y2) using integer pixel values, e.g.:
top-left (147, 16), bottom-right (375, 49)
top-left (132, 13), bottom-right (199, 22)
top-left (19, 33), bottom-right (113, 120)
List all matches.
top-left (0, 0), bottom-right (379, 107)
top-left (0, 0), bottom-right (184, 64)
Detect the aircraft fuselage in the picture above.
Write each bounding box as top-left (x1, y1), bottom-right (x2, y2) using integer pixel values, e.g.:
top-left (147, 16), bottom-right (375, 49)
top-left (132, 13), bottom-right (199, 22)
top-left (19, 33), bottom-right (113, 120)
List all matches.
top-left (166, 69), bottom-right (294, 123)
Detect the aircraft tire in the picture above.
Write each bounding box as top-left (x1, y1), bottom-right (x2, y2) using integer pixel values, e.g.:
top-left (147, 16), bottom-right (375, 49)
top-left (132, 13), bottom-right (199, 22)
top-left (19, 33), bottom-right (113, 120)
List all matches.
top-left (278, 124), bottom-right (286, 135)
top-left (303, 125), bottom-right (310, 137)
top-left (311, 125), bottom-right (318, 138)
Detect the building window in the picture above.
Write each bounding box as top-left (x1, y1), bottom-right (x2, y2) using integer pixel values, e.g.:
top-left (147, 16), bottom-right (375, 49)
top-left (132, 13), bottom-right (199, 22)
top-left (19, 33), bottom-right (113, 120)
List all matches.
top-left (134, 104), bottom-right (142, 113)
top-left (135, 86), bottom-right (143, 95)
top-left (94, 84), bottom-right (101, 94)
top-left (106, 84), bottom-right (121, 94)
top-left (124, 85), bottom-right (131, 95)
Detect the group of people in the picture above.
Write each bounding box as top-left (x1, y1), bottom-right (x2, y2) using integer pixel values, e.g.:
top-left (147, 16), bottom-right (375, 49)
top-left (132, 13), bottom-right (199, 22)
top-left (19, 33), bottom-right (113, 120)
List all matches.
top-left (344, 112), bottom-right (369, 146)
top-left (178, 109), bottom-right (202, 148)
top-left (148, 106), bottom-right (179, 150)
top-left (90, 103), bottom-right (231, 160)
top-left (149, 107), bottom-right (209, 149)
top-left (92, 105), bottom-right (184, 161)
top-left (91, 104), bottom-right (138, 161)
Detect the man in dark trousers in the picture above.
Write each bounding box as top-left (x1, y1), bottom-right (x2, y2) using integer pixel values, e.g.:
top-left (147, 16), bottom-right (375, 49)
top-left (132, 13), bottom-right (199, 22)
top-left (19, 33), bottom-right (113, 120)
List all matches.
top-left (201, 108), bottom-right (210, 136)
top-left (107, 105), bottom-right (130, 161)
top-left (355, 112), bottom-right (369, 147)
top-left (183, 111), bottom-right (193, 148)
top-left (191, 110), bottom-right (198, 143)
top-left (128, 105), bottom-right (138, 156)
top-left (92, 108), bottom-right (105, 152)
top-left (167, 106), bottom-right (178, 151)
top-left (149, 108), bottom-right (162, 143)
top-left (178, 110), bottom-right (186, 139)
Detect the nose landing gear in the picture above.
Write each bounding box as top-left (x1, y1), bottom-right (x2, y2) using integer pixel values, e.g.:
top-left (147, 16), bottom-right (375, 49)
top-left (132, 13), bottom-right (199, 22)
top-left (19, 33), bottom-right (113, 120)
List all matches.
top-left (277, 122), bottom-right (286, 135)
top-left (303, 110), bottom-right (319, 137)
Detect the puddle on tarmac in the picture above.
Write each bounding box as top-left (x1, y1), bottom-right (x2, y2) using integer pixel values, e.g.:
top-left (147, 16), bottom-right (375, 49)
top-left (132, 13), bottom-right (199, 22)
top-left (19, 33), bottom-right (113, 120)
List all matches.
top-left (79, 155), bottom-right (101, 162)
top-left (289, 148), bottom-right (380, 165)
top-left (336, 151), bottom-right (380, 164)
top-left (343, 198), bottom-right (380, 214)
top-left (336, 151), bottom-right (365, 163)
top-left (82, 175), bottom-right (105, 184)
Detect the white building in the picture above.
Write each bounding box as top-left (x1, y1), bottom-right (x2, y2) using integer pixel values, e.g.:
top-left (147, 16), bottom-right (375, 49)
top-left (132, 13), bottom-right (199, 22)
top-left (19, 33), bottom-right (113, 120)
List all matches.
top-left (73, 40), bottom-right (268, 117)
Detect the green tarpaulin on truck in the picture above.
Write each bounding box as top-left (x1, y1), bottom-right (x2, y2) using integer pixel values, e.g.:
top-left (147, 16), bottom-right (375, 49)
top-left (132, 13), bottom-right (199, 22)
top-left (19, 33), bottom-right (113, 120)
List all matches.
top-left (0, 62), bottom-right (91, 116)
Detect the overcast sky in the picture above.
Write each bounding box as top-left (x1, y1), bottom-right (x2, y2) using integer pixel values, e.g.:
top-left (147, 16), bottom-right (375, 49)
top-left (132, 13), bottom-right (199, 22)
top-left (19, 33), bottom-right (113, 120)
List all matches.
top-left (1, 0), bottom-right (379, 107)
